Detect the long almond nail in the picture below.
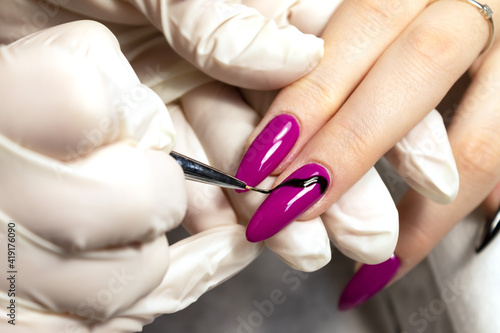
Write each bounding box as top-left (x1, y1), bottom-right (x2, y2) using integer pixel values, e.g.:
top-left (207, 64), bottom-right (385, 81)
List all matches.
top-left (338, 254), bottom-right (400, 311)
top-left (235, 114), bottom-right (299, 192)
top-left (246, 163), bottom-right (329, 242)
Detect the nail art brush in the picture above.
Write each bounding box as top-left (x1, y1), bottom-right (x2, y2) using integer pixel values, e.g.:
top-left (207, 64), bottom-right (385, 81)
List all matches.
top-left (476, 205), bottom-right (500, 253)
top-left (169, 151), bottom-right (270, 193)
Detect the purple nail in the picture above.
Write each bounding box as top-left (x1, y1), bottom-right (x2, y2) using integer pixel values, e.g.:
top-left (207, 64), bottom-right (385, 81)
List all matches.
top-left (246, 163), bottom-right (329, 242)
top-left (338, 254), bottom-right (401, 311)
top-left (235, 114), bottom-right (299, 192)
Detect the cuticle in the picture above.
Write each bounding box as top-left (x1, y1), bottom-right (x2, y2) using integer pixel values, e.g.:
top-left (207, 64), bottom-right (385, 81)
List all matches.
top-left (305, 161), bottom-right (333, 190)
top-left (277, 112), bottom-right (302, 133)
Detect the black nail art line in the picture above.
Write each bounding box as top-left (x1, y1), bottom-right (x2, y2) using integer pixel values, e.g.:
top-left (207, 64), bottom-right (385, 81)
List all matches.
top-left (476, 206), bottom-right (500, 253)
top-left (247, 176), bottom-right (329, 194)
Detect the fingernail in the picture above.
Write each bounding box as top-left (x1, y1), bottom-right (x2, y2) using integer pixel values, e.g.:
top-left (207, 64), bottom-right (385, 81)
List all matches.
top-left (246, 163), bottom-right (329, 242)
top-left (235, 114), bottom-right (299, 192)
top-left (338, 254), bottom-right (400, 311)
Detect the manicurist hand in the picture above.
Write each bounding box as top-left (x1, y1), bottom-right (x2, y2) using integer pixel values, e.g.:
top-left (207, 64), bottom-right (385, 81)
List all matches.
top-left (2, 0), bottom-right (348, 272)
top-left (235, 0), bottom-right (497, 244)
top-left (0, 22), bottom-right (260, 332)
top-left (0, 1), bottom-right (352, 330)
top-left (1, 0), bottom-right (332, 91)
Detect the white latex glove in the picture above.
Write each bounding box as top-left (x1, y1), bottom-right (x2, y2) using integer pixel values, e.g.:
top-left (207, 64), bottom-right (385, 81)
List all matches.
top-left (180, 81), bottom-right (458, 269)
top-left (0, 22), bottom-right (260, 332)
top-left (0, 0), bottom-right (336, 90)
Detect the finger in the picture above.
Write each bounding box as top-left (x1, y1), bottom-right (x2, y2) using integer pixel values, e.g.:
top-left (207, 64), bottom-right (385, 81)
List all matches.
top-left (239, 0), bottom-right (429, 178)
top-left (0, 135), bottom-right (186, 250)
top-left (265, 0), bottom-right (493, 222)
top-left (0, 215), bottom-right (171, 322)
top-left (0, 22), bottom-right (186, 250)
top-left (264, 216), bottom-right (331, 272)
top-left (0, 21), bottom-right (175, 161)
top-left (241, 0), bottom-right (341, 36)
top-left (338, 41), bottom-right (500, 310)
top-left (181, 82), bottom-right (331, 271)
top-left (120, 225), bottom-right (260, 319)
top-left (322, 167), bottom-right (398, 265)
top-left (385, 109), bottom-right (459, 204)
top-left (128, 0), bottom-right (324, 89)
top-left (181, 82), bottom-right (261, 175)
top-left (168, 102), bottom-right (240, 234)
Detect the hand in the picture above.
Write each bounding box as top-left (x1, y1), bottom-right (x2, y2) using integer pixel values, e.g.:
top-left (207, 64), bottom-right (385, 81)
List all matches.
top-left (338, 41), bottom-right (500, 310)
top-left (234, 0), bottom-right (496, 241)
top-left (179, 81), bottom-right (458, 271)
top-left (0, 0), bottom-right (333, 90)
top-left (0, 22), bottom-right (260, 332)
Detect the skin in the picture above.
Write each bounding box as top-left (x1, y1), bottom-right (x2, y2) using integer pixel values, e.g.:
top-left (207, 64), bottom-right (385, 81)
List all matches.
top-left (394, 40), bottom-right (500, 280)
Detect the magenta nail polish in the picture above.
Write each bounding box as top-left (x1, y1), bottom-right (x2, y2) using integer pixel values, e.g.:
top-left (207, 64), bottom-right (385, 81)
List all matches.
top-left (246, 163), bottom-right (329, 242)
top-left (338, 254), bottom-right (401, 311)
top-left (235, 114), bottom-right (299, 192)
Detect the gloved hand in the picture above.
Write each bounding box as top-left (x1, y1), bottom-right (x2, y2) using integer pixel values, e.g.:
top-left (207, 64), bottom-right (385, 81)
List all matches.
top-left (0, 2), bottom-right (345, 331)
top-left (1, 0), bottom-right (336, 91)
top-left (0, 22), bottom-right (260, 332)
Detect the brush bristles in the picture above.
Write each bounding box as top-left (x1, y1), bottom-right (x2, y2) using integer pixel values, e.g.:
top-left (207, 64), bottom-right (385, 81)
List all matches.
top-left (246, 186), bottom-right (272, 194)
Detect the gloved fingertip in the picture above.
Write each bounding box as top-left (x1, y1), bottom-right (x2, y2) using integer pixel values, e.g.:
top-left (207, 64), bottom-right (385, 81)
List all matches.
top-left (397, 146), bottom-right (459, 205)
top-left (388, 109), bottom-right (459, 205)
top-left (119, 84), bottom-right (176, 152)
top-left (265, 218), bottom-right (332, 272)
top-left (165, 1), bottom-right (325, 90)
top-left (323, 168), bottom-right (399, 264)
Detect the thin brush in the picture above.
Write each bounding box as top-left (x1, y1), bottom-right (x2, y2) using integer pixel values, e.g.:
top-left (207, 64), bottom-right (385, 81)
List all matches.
top-left (170, 152), bottom-right (328, 195)
top-left (170, 151), bottom-right (269, 193)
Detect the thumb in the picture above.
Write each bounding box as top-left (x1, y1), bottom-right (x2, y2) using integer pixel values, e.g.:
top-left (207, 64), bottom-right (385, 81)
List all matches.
top-left (0, 21), bottom-right (186, 250)
top-left (0, 20), bottom-right (176, 161)
top-left (127, 0), bottom-right (324, 89)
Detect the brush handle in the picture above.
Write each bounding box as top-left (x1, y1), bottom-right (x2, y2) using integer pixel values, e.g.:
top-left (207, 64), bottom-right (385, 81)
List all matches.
top-left (170, 151), bottom-right (247, 190)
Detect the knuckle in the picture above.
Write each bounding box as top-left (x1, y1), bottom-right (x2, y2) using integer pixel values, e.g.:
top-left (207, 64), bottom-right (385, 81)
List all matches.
top-left (355, 0), bottom-right (409, 25)
top-left (342, 0), bottom-right (412, 60)
top-left (455, 129), bottom-right (500, 180)
top-left (332, 118), bottom-right (376, 166)
top-left (405, 26), bottom-right (462, 74)
top-left (295, 71), bottom-right (341, 111)
top-left (67, 20), bottom-right (119, 47)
